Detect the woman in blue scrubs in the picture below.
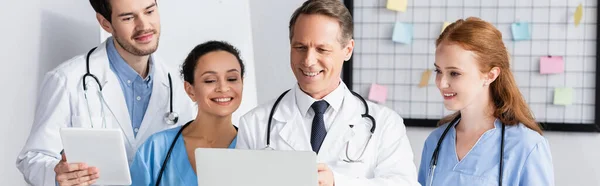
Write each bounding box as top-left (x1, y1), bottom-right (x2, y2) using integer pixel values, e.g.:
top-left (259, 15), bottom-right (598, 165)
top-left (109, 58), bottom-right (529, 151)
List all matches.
top-left (418, 17), bottom-right (554, 186)
top-left (129, 41), bottom-right (245, 185)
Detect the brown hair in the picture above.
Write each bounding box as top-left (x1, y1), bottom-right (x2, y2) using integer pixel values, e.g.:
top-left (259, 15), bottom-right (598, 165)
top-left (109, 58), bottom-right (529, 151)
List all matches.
top-left (288, 0), bottom-right (353, 46)
top-left (89, 0), bottom-right (157, 23)
top-left (436, 17), bottom-right (543, 134)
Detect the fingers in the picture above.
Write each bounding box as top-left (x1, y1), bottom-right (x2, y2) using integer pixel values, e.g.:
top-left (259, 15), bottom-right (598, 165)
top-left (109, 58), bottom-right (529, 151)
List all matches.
top-left (59, 175), bottom-right (95, 186)
top-left (316, 164), bottom-right (333, 186)
top-left (57, 172), bottom-right (100, 186)
top-left (61, 152), bottom-right (67, 162)
top-left (87, 167), bottom-right (99, 175)
top-left (317, 171), bottom-right (330, 186)
top-left (56, 166), bottom-right (100, 186)
top-left (67, 168), bottom-right (99, 180)
top-left (58, 162), bottom-right (88, 173)
top-left (317, 163), bottom-right (328, 171)
top-left (318, 172), bottom-right (326, 185)
top-left (74, 178), bottom-right (97, 186)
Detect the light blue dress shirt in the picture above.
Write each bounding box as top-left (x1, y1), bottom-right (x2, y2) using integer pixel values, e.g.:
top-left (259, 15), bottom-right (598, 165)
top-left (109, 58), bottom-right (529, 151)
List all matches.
top-left (418, 119), bottom-right (555, 186)
top-left (106, 37), bottom-right (154, 136)
top-left (129, 122), bottom-right (237, 186)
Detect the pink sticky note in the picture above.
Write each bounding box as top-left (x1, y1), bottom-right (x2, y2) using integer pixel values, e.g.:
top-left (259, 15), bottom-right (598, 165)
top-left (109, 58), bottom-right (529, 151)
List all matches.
top-left (368, 83), bottom-right (388, 104)
top-left (540, 56), bottom-right (564, 74)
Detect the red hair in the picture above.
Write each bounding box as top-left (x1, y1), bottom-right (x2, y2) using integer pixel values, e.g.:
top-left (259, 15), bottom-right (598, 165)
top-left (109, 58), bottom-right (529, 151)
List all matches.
top-left (436, 17), bottom-right (543, 134)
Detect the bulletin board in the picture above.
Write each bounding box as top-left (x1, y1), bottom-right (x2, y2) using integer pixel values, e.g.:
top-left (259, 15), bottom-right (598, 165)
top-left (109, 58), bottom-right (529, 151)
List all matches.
top-left (342, 0), bottom-right (600, 132)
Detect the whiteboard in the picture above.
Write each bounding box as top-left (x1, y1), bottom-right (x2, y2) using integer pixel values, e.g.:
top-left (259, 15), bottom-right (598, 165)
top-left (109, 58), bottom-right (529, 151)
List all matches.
top-left (345, 0), bottom-right (599, 131)
top-left (101, 0), bottom-right (257, 125)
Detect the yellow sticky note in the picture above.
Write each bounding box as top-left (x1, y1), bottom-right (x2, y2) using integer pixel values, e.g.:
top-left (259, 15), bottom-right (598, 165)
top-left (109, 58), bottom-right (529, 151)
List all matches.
top-left (553, 88), bottom-right (573, 105)
top-left (418, 70), bottom-right (432, 88)
top-left (387, 0), bottom-right (407, 12)
top-left (441, 22), bottom-right (451, 34)
top-left (575, 3), bottom-right (583, 27)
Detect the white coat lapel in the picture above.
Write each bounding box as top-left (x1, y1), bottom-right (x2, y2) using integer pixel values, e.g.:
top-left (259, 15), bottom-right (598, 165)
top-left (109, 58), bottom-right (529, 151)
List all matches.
top-left (273, 89), bottom-right (311, 151)
top-left (88, 41), bottom-right (134, 147)
top-left (318, 90), bottom-right (362, 159)
top-left (136, 61), bottom-right (169, 145)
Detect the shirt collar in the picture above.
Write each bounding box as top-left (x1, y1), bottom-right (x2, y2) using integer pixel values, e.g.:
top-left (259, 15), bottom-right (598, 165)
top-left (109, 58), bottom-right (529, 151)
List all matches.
top-left (295, 80), bottom-right (346, 117)
top-left (106, 37), bottom-right (154, 85)
top-left (450, 117), bottom-right (503, 134)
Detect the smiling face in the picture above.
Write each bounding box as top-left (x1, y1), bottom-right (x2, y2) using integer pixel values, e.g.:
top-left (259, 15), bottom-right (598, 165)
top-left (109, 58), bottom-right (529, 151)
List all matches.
top-left (99, 0), bottom-right (160, 56)
top-left (184, 51), bottom-right (243, 117)
top-left (434, 42), bottom-right (494, 111)
top-left (290, 14), bottom-right (354, 99)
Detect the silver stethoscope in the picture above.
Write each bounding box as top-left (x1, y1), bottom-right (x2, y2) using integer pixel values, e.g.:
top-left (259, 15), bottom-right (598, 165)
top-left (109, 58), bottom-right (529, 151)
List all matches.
top-left (82, 47), bottom-right (179, 128)
top-left (264, 89), bottom-right (376, 163)
top-left (427, 113), bottom-right (505, 186)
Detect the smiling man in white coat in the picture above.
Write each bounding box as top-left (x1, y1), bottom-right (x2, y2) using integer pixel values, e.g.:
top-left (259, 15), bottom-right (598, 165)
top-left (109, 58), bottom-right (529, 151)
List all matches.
top-left (236, 0), bottom-right (420, 185)
top-left (15, 0), bottom-right (195, 185)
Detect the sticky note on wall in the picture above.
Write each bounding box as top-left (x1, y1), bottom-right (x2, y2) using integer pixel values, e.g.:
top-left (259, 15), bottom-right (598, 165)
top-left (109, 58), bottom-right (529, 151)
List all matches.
top-left (511, 22), bottom-right (531, 41)
top-left (392, 22), bottom-right (413, 44)
top-left (575, 3), bottom-right (583, 27)
top-left (540, 56), bottom-right (564, 74)
top-left (387, 0), bottom-right (407, 12)
top-left (368, 83), bottom-right (388, 104)
top-left (553, 88), bottom-right (573, 105)
top-left (441, 22), bottom-right (451, 34)
top-left (419, 69), bottom-right (432, 88)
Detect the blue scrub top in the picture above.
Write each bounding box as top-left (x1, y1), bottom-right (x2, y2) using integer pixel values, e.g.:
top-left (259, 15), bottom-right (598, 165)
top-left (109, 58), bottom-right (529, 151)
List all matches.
top-left (418, 119), bottom-right (554, 186)
top-left (130, 123), bottom-right (237, 186)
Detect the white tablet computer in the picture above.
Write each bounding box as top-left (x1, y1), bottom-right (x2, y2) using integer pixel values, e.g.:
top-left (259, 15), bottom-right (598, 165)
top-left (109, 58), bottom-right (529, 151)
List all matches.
top-left (195, 148), bottom-right (318, 186)
top-left (60, 128), bottom-right (131, 185)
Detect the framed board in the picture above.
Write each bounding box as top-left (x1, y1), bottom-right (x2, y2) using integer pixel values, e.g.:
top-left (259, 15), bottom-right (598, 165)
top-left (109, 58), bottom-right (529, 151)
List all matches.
top-left (343, 0), bottom-right (600, 132)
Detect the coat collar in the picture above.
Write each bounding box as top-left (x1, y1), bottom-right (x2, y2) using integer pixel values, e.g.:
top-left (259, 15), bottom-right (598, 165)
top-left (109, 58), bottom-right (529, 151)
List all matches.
top-left (271, 83), bottom-right (365, 155)
top-left (295, 82), bottom-right (346, 117)
top-left (86, 39), bottom-right (171, 147)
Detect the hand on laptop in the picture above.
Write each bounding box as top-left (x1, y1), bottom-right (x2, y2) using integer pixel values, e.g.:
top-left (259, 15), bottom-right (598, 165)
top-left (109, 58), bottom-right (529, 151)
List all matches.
top-left (317, 163), bottom-right (334, 186)
top-left (54, 153), bottom-right (100, 186)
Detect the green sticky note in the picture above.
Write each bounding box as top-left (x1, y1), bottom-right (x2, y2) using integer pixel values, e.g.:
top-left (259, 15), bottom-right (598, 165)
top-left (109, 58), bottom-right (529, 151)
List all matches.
top-left (553, 88), bottom-right (573, 105)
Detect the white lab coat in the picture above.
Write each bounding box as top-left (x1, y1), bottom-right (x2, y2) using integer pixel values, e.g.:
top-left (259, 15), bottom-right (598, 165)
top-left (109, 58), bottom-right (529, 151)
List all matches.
top-left (15, 39), bottom-right (196, 186)
top-left (236, 85), bottom-right (420, 186)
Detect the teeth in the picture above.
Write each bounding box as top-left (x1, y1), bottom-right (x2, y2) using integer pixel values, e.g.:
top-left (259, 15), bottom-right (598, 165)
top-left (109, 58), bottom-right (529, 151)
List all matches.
top-left (302, 71), bottom-right (320, 77)
top-left (213, 98), bottom-right (232, 102)
top-left (443, 93), bottom-right (457, 97)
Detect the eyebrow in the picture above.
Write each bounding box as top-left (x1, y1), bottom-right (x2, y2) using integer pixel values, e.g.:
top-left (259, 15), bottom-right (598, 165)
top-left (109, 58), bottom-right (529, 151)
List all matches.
top-left (200, 69), bottom-right (240, 76)
top-left (117, 3), bottom-right (156, 17)
top-left (434, 63), bottom-right (460, 70)
top-left (291, 41), bottom-right (331, 48)
top-left (291, 41), bottom-right (305, 46)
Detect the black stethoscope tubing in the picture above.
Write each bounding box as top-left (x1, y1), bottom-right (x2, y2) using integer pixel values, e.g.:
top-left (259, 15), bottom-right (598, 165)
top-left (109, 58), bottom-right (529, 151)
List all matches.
top-left (429, 113), bottom-right (505, 185)
top-left (82, 47), bottom-right (178, 124)
top-left (265, 89), bottom-right (376, 148)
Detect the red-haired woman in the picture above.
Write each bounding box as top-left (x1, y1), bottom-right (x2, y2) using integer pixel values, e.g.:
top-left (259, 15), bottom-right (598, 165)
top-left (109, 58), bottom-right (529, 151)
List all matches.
top-left (418, 17), bottom-right (554, 186)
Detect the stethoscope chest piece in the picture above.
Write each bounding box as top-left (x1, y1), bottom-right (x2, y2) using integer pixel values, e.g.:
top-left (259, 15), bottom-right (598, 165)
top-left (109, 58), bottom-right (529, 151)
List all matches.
top-left (164, 112), bottom-right (179, 125)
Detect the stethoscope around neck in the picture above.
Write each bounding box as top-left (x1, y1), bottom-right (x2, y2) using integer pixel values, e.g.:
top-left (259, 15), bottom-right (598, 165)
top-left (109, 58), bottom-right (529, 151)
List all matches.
top-left (427, 113), bottom-right (506, 186)
top-left (82, 47), bottom-right (179, 127)
top-left (264, 89), bottom-right (376, 163)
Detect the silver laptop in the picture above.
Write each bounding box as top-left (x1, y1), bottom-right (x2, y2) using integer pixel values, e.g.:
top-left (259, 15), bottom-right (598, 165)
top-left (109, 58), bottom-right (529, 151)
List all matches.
top-left (195, 148), bottom-right (318, 186)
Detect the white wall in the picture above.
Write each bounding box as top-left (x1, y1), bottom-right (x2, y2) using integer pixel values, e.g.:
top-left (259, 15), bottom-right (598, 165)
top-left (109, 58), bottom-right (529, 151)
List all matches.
top-left (0, 0), bottom-right (99, 185)
top-left (249, 1), bottom-right (600, 186)
top-left (249, 0), bottom-right (303, 103)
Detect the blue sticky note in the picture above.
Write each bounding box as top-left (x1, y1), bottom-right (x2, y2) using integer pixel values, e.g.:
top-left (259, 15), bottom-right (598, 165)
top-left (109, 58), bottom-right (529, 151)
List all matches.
top-left (511, 22), bottom-right (531, 41)
top-left (392, 22), bottom-right (413, 44)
